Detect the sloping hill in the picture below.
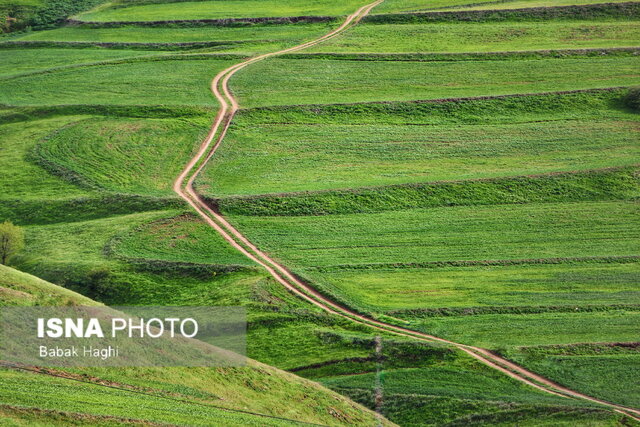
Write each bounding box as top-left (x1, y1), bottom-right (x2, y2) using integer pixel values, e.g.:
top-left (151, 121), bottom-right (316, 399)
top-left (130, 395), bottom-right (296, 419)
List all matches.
top-left (0, 264), bottom-right (391, 426)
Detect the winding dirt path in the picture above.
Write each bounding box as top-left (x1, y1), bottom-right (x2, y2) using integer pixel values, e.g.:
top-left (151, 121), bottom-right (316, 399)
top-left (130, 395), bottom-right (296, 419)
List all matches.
top-left (173, 1), bottom-right (640, 422)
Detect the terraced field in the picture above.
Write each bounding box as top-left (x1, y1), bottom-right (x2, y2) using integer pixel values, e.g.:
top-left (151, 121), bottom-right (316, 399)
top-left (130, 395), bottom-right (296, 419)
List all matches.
top-left (1, 0), bottom-right (639, 425)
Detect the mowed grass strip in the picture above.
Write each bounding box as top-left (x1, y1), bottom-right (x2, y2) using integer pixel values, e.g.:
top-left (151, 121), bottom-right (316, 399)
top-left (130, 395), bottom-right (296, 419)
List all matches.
top-left (110, 213), bottom-right (256, 267)
top-left (308, 21), bottom-right (640, 53)
top-left (232, 57), bottom-right (640, 107)
top-left (375, 0), bottom-right (636, 13)
top-left (304, 262), bottom-right (640, 312)
top-left (213, 167), bottom-right (640, 216)
top-left (76, 0), bottom-right (367, 22)
top-left (505, 345), bottom-right (640, 408)
top-left (14, 22), bottom-right (336, 44)
top-left (228, 201), bottom-right (639, 268)
top-left (0, 48), bottom-right (162, 78)
top-left (412, 310), bottom-right (640, 348)
top-left (199, 115), bottom-right (639, 196)
top-left (0, 57), bottom-right (235, 106)
top-left (33, 116), bottom-right (210, 196)
top-left (199, 90), bottom-right (639, 197)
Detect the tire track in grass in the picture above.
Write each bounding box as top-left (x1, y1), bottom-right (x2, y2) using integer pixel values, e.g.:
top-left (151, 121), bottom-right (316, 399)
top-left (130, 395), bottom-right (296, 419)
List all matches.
top-left (172, 0), bottom-right (640, 421)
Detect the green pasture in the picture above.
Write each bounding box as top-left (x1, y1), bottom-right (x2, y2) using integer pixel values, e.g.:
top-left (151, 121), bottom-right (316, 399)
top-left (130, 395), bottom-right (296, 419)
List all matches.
top-left (412, 310), bottom-right (640, 348)
top-left (309, 21), bottom-right (640, 53)
top-left (307, 262), bottom-right (640, 313)
top-left (437, 0), bottom-right (640, 11)
top-left (228, 201), bottom-right (640, 268)
top-left (506, 345), bottom-right (640, 408)
top-left (199, 109), bottom-right (639, 196)
top-left (0, 48), bottom-right (162, 78)
top-left (0, 57), bottom-right (235, 106)
top-left (34, 116), bottom-right (209, 196)
top-left (111, 212), bottom-right (256, 266)
top-left (0, 263), bottom-right (97, 306)
top-left (0, 116), bottom-right (93, 200)
top-left (375, 0), bottom-right (637, 13)
top-left (0, 368), bottom-right (324, 426)
top-left (319, 348), bottom-right (585, 409)
top-left (76, 0), bottom-right (367, 22)
top-left (15, 22), bottom-right (335, 44)
top-left (232, 57), bottom-right (640, 107)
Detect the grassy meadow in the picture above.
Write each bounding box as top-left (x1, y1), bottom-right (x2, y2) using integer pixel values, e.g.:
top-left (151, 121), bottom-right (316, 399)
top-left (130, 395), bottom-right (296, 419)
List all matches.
top-left (375, 0), bottom-right (637, 13)
top-left (309, 21), bottom-right (640, 53)
top-left (1, 0), bottom-right (639, 425)
top-left (75, 0), bottom-right (368, 22)
top-left (232, 56), bottom-right (640, 107)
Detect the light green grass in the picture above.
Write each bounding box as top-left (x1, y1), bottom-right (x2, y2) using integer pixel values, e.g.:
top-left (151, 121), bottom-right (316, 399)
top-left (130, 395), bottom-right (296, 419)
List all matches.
top-left (307, 262), bottom-right (640, 312)
top-left (232, 57), bottom-right (640, 107)
top-left (34, 116), bottom-right (209, 196)
top-left (376, 0), bottom-right (637, 13)
top-left (440, 0), bottom-right (640, 11)
top-left (15, 22), bottom-right (335, 44)
top-left (414, 310), bottom-right (640, 348)
top-left (199, 111), bottom-right (639, 196)
top-left (321, 350), bottom-right (575, 406)
top-left (309, 21), bottom-right (640, 53)
top-left (229, 201), bottom-right (640, 268)
top-left (111, 213), bottom-right (256, 266)
top-left (506, 347), bottom-right (640, 408)
top-left (0, 116), bottom-right (94, 200)
top-left (0, 264), bottom-right (98, 306)
top-left (0, 48), bottom-right (161, 78)
top-left (77, 0), bottom-right (367, 22)
top-left (375, 0), bottom-right (628, 13)
top-left (0, 368), bottom-right (356, 426)
top-left (0, 57), bottom-right (234, 106)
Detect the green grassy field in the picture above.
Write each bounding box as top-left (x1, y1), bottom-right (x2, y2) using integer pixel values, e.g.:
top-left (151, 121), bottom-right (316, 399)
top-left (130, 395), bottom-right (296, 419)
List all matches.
top-left (1, 0), bottom-right (639, 424)
top-left (0, 57), bottom-right (235, 106)
top-left (0, 48), bottom-right (165, 78)
top-left (436, 0), bottom-right (640, 11)
top-left (198, 93), bottom-right (639, 196)
top-left (505, 344), bottom-right (640, 408)
top-left (411, 310), bottom-right (640, 348)
top-left (308, 20), bottom-right (640, 53)
top-left (232, 57), bottom-right (640, 107)
top-left (33, 116), bottom-right (208, 195)
top-left (228, 201), bottom-right (639, 268)
top-left (308, 262), bottom-right (640, 312)
top-left (375, 0), bottom-right (638, 13)
top-left (13, 22), bottom-right (335, 44)
top-left (76, 0), bottom-right (367, 22)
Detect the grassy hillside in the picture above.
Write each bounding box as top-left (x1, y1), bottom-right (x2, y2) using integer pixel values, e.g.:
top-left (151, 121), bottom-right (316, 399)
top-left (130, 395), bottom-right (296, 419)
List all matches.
top-left (2, 0), bottom-right (639, 425)
top-left (0, 264), bottom-right (390, 426)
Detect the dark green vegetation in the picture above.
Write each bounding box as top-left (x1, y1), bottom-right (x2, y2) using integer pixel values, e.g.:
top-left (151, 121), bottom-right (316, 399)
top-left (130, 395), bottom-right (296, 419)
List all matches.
top-left (0, 0), bottom-right (101, 33)
top-left (1, 0), bottom-right (639, 425)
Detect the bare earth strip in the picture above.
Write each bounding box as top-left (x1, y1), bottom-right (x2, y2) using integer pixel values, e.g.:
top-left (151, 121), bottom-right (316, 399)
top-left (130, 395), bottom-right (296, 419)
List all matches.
top-left (172, 0), bottom-right (640, 421)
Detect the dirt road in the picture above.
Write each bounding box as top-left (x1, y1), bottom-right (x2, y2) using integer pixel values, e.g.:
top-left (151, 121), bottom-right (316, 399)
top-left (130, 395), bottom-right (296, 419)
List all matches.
top-left (172, 1), bottom-right (640, 421)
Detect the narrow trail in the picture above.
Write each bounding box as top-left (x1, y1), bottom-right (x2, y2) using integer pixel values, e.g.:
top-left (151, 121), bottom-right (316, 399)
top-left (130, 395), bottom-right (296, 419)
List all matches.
top-left (173, 1), bottom-right (640, 422)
